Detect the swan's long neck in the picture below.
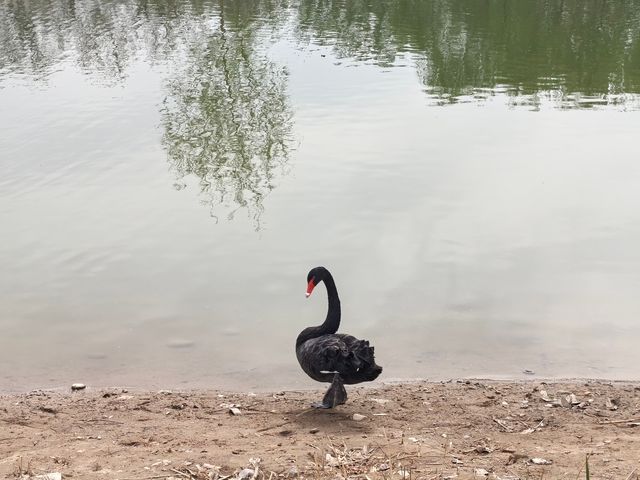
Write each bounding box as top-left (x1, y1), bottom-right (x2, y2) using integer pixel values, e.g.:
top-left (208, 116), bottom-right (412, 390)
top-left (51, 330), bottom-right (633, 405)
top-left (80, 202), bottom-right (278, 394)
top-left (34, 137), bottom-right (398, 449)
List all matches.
top-left (320, 274), bottom-right (341, 335)
top-left (296, 272), bottom-right (341, 347)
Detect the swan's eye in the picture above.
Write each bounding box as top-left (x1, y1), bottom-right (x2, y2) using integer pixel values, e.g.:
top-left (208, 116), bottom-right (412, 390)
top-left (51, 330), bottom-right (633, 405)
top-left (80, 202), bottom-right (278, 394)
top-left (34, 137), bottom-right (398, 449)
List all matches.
top-left (305, 277), bottom-right (316, 298)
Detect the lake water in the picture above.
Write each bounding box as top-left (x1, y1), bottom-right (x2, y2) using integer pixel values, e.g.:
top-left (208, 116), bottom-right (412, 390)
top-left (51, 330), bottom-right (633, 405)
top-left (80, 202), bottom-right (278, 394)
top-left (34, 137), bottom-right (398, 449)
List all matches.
top-left (2, 0), bottom-right (640, 392)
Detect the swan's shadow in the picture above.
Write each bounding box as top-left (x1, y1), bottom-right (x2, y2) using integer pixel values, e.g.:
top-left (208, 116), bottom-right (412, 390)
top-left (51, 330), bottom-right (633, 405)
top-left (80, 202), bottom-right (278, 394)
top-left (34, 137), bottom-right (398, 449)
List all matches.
top-left (281, 406), bottom-right (373, 434)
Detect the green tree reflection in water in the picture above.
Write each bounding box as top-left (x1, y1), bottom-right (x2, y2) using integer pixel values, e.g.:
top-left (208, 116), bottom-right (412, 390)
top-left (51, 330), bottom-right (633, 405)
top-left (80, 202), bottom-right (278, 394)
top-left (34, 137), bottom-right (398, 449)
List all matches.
top-left (160, 4), bottom-right (293, 229)
top-left (0, 0), bottom-right (214, 83)
top-left (3, 0), bottom-right (640, 226)
top-left (4, 0), bottom-right (640, 104)
top-left (295, 0), bottom-right (640, 108)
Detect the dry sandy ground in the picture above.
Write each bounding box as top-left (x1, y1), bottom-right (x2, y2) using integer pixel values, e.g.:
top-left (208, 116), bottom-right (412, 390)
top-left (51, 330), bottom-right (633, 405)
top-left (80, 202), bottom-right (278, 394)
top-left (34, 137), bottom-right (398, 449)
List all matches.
top-left (1, 380), bottom-right (640, 480)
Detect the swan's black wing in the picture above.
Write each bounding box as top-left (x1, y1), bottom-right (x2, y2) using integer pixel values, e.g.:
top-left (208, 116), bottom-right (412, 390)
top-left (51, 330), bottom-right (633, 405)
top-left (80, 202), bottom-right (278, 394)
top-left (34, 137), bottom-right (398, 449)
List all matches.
top-left (296, 333), bottom-right (382, 384)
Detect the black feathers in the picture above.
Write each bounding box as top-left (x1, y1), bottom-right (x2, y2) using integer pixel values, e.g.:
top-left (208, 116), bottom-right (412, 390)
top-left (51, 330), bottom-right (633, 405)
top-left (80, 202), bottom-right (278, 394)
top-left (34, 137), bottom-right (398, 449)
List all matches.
top-left (297, 334), bottom-right (382, 384)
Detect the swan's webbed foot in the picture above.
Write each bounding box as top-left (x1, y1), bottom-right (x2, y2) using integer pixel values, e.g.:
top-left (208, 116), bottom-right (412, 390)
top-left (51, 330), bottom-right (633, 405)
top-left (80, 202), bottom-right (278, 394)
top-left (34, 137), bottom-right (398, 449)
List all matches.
top-left (311, 373), bottom-right (347, 409)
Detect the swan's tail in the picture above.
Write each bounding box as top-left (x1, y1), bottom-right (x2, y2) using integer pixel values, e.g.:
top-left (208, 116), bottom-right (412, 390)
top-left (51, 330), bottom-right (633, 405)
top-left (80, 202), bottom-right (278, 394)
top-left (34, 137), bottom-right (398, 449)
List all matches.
top-left (353, 340), bottom-right (383, 381)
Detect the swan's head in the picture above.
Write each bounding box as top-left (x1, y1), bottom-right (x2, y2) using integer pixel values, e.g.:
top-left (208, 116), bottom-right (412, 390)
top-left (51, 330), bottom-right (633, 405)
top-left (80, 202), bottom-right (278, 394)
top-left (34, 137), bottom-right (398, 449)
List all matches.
top-left (305, 266), bottom-right (328, 298)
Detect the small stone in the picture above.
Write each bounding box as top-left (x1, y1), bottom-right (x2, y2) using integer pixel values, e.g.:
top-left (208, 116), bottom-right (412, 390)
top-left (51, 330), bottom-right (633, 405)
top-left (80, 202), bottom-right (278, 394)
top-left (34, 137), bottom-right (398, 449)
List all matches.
top-left (474, 468), bottom-right (489, 477)
top-left (352, 413), bottom-right (366, 421)
top-left (309, 428), bottom-right (319, 434)
top-left (238, 468), bottom-right (254, 479)
top-left (229, 407), bottom-right (242, 415)
top-left (529, 457), bottom-right (553, 465)
top-left (32, 474), bottom-right (62, 480)
top-left (71, 383), bottom-right (86, 391)
top-left (325, 453), bottom-right (339, 467)
top-left (287, 465), bottom-right (298, 478)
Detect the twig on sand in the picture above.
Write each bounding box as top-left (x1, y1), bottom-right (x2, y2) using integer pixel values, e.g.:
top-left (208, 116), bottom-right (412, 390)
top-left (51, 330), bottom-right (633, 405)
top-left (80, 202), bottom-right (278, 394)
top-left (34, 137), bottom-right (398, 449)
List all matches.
top-left (0, 436), bottom-right (24, 442)
top-left (84, 418), bottom-right (125, 425)
top-left (492, 417), bottom-right (511, 431)
top-left (169, 467), bottom-right (192, 478)
top-left (118, 476), bottom-right (167, 480)
top-left (0, 418), bottom-right (37, 429)
top-left (257, 420), bottom-right (291, 432)
top-left (598, 417), bottom-right (640, 425)
top-left (256, 407), bottom-right (313, 432)
top-left (242, 408), bottom-right (280, 414)
top-left (625, 467), bottom-right (638, 480)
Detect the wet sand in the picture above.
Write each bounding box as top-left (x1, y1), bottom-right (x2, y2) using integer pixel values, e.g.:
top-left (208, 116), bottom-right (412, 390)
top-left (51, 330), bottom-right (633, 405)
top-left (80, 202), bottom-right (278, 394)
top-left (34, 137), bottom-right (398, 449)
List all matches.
top-left (1, 380), bottom-right (640, 479)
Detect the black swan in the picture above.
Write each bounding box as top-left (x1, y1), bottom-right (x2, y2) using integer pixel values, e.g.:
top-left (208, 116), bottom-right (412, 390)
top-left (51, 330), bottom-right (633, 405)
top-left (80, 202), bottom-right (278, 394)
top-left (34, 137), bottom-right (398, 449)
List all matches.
top-left (296, 266), bottom-right (382, 409)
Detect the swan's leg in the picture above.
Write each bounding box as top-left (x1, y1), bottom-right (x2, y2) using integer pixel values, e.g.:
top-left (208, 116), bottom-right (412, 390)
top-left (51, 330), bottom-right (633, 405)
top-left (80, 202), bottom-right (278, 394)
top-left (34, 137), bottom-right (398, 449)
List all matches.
top-left (311, 373), bottom-right (347, 409)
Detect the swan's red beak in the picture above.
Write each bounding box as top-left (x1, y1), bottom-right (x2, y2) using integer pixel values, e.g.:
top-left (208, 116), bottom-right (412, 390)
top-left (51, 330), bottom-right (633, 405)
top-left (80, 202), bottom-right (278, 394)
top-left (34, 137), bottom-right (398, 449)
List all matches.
top-left (306, 279), bottom-right (316, 298)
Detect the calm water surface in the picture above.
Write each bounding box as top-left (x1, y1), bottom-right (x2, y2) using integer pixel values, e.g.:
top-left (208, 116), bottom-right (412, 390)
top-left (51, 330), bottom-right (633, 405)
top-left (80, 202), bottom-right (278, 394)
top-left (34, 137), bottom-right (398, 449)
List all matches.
top-left (2, 0), bottom-right (640, 392)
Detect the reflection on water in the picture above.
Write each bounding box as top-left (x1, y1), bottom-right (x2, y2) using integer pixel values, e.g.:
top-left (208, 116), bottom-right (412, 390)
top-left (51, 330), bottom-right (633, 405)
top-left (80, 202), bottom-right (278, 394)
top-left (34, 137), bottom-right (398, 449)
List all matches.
top-left (161, 4), bottom-right (293, 228)
top-left (3, 0), bottom-right (640, 103)
top-left (1, 0), bottom-right (640, 391)
top-left (0, 0), bottom-right (172, 82)
top-left (296, 0), bottom-right (640, 107)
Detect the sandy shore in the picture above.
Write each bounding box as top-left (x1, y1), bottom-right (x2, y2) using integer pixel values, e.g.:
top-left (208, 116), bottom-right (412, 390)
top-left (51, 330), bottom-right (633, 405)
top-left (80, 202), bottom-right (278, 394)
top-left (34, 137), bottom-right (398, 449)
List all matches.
top-left (1, 380), bottom-right (640, 479)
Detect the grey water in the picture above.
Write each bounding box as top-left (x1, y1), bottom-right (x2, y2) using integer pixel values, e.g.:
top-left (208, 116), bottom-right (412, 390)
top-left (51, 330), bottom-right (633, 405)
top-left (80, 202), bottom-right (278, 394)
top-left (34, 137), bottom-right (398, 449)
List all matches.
top-left (2, 0), bottom-right (640, 392)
